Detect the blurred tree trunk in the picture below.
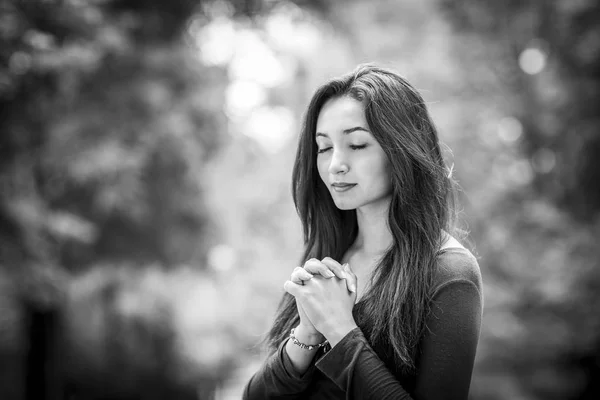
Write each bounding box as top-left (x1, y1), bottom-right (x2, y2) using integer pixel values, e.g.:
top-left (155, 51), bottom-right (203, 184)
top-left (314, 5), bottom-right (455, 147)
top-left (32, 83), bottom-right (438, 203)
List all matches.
top-left (25, 307), bottom-right (62, 400)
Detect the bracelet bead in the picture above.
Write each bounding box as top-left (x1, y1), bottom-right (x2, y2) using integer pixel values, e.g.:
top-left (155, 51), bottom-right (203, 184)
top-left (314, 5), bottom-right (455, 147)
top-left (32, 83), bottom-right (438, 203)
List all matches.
top-left (289, 328), bottom-right (329, 351)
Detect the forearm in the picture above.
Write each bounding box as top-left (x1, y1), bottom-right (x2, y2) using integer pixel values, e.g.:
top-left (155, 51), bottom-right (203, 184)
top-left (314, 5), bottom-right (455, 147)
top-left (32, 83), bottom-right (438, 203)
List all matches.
top-left (285, 324), bottom-right (326, 374)
top-left (243, 326), bottom-right (324, 400)
top-left (316, 327), bottom-right (413, 400)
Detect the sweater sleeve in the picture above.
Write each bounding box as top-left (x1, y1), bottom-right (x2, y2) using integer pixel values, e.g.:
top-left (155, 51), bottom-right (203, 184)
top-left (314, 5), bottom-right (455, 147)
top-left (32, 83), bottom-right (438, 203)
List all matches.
top-left (315, 279), bottom-right (483, 400)
top-left (242, 337), bottom-right (322, 399)
top-left (413, 280), bottom-right (483, 399)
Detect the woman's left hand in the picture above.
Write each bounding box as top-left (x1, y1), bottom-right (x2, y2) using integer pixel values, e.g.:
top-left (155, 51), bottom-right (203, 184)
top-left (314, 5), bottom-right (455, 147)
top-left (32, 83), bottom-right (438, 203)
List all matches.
top-left (284, 263), bottom-right (359, 347)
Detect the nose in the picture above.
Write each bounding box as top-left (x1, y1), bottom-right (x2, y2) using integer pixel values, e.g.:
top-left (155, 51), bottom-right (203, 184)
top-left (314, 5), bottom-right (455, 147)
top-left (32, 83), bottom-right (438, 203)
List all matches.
top-left (328, 149), bottom-right (349, 175)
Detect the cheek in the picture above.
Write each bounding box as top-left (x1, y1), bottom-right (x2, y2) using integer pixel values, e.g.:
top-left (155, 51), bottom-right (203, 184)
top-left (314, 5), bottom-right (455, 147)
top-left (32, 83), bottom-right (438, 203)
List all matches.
top-left (372, 157), bottom-right (392, 191)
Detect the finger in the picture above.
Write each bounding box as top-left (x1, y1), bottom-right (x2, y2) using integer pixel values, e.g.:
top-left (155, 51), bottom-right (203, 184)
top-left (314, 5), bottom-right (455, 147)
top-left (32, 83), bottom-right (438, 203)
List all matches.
top-left (292, 268), bottom-right (314, 280)
top-left (283, 280), bottom-right (303, 297)
top-left (291, 268), bottom-right (314, 284)
top-left (304, 259), bottom-right (335, 278)
top-left (322, 258), bottom-right (353, 292)
top-left (321, 257), bottom-right (349, 280)
top-left (343, 263), bottom-right (358, 293)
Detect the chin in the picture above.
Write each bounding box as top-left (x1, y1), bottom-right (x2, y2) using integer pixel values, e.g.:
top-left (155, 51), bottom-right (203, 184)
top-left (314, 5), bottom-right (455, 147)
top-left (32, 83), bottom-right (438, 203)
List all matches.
top-left (331, 199), bottom-right (358, 210)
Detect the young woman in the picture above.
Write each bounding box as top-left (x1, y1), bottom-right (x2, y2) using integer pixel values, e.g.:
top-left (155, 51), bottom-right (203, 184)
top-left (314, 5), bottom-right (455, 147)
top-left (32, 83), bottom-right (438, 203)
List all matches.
top-left (243, 64), bottom-right (483, 399)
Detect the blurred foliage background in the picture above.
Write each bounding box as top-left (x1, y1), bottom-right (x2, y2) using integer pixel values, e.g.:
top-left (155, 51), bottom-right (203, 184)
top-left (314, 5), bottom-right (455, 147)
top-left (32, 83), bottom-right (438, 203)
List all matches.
top-left (0, 0), bottom-right (599, 399)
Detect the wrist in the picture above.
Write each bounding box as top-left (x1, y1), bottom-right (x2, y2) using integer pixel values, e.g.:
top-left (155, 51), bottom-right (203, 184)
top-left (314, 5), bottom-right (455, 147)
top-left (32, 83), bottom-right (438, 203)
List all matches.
top-left (294, 324), bottom-right (325, 344)
top-left (324, 322), bottom-right (358, 348)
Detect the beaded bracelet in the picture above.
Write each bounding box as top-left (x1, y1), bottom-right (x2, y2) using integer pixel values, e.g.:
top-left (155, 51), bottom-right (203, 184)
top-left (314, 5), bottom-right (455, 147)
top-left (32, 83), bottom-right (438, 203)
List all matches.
top-left (289, 328), bottom-right (329, 351)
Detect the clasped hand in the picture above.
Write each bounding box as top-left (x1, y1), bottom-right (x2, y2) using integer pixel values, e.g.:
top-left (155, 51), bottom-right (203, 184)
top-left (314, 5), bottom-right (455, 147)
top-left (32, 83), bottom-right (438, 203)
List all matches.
top-left (283, 257), bottom-right (358, 345)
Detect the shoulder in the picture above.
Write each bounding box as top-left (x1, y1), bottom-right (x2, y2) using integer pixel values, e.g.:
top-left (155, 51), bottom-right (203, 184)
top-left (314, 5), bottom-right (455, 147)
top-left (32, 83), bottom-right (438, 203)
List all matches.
top-left (431, 247), bottom-right (482, 299)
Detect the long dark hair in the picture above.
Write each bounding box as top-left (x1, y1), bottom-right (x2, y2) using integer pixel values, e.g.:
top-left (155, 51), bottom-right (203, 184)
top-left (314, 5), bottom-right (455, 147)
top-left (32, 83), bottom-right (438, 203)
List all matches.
top-left (267, 64), bottom-right (460, 374)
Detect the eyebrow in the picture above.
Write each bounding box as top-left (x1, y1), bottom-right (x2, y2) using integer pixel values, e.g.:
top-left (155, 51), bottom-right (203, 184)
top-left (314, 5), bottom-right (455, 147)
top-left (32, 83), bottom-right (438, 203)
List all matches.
top-left (315, 126), bottom-right (370, 138)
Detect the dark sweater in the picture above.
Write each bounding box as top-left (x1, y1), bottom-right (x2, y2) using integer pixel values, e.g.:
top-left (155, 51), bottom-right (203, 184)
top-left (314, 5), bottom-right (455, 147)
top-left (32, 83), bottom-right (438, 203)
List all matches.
top-left (243, 247), bottom-right (483, 399)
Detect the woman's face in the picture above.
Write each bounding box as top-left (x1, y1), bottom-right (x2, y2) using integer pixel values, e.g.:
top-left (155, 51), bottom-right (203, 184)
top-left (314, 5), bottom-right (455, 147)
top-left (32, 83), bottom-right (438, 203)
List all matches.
top-left (315, 96), bottom-right (392, 212)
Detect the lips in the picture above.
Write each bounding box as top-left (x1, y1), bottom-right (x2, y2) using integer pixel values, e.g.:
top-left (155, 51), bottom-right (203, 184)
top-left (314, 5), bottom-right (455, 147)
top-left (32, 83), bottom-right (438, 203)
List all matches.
top-left (331, 182), bottom-right (356, 192)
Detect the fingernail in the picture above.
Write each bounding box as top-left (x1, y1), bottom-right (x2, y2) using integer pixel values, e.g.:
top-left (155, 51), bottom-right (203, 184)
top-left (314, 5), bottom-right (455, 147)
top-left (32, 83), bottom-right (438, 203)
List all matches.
top-left (326, 270), bottom-right (335, 278)
top-left (343, 263), bottom-right (350, 271)
top-left (350, 284), bottom-right (356, 293)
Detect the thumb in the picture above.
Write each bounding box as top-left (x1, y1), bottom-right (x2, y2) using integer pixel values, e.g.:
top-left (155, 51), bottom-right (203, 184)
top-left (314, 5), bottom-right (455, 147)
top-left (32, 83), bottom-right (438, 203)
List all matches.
top-left (343, 263), bottom-right (357, 294)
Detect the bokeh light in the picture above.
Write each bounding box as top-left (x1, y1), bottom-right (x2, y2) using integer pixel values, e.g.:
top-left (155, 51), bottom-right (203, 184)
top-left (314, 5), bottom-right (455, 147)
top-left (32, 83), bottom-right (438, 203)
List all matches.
top-left (228, 29), bottom-right (289, 88)
top-left (519, 45), bottom-right (547, 75)
top-left (497, 116), bottom-right (523, 143)
top-left (225, 80), bottom-right (267, 118)
top-left (531, 147), bottom-right (556, 174)
top-left (208, 244), bottom-right (237, 272)
top-left (194, 17), bottom-right (236, 66)
top-left (242, 105), bottom-right (295, 153)
top-left (265, 2), bottom-right (322, 56)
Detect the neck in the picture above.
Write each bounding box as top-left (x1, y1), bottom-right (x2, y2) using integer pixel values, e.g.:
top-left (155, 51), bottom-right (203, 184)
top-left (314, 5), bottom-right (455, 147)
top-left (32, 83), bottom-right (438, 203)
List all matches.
top-left (352, 197), bottom-right (393, 256)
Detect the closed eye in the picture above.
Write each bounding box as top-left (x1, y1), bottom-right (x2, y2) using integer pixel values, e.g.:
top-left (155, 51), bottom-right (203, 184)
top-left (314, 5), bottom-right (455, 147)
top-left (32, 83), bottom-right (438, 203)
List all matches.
top-left (317, 147), bottom-right (332, 154)
top-left (350, 144), bottom-right (367, 150)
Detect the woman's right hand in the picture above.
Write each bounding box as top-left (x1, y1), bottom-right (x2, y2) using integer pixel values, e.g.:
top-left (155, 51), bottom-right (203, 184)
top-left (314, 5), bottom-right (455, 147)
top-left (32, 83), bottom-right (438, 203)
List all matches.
top-left (290, 259), bottom-right (338, 335)
top-left (290, 265), bottom-right (322, 335)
